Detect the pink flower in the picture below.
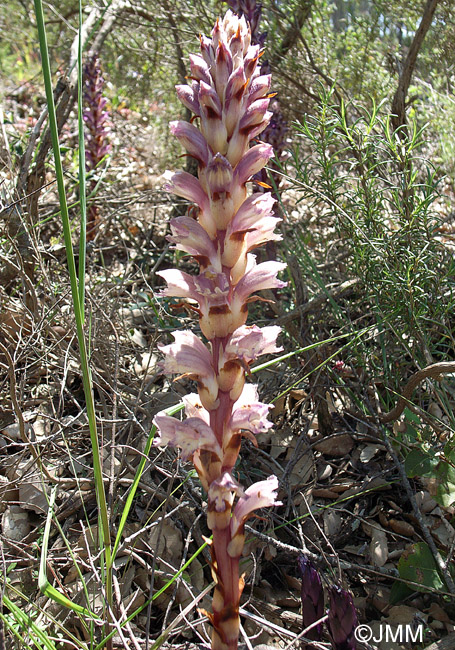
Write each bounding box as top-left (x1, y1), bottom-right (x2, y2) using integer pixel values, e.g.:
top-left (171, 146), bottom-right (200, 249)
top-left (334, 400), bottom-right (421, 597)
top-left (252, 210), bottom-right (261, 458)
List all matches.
top-left (167, 217), bottom-right (219, 268)
top-left (158, 330), bottom-right (219, 408)
top-left (208, 472), bottom-right (243, 512)
top-left (175, 83), bottom-right (200, 115)
top-left (163, 171), bottom-right (209, 213)
top-left (188, 53), bottom-right (212, 84)
top-left (158, 330), bottom-right (212, 375)
top-left (234, 143), bottom-right (274, 187)
top-left (156, 10), bottom-right (285, 645)
top-left (224, 192), bottom-right (281, 273)
top-left (249, 74), bottom-right (272, 102)
top-left (230, 475), bottom-right (281, 538)
top-left (169, 121), bottom-right (210, 167)
top-left (153, 414), bottom-right (221, 461)
top-left (234, 257), bottom-right (287, 305)
top-left (224, 324), bottom-right (282, 364)
top-left (229, 383), bottom-right (273, 435)
top-left (230, 192), bottom-right (276, 233)
top-left (183, 393), bottom-right (210, 422)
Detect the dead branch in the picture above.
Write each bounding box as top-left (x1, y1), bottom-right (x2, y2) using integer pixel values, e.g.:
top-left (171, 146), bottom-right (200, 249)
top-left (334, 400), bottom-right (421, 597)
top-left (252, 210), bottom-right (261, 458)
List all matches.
top-left (271, 0), bottom-right (315, 69)
top-left (391, 0), bottom-right (439, 132)
top-left (380, 360), bottom-right (455, 424)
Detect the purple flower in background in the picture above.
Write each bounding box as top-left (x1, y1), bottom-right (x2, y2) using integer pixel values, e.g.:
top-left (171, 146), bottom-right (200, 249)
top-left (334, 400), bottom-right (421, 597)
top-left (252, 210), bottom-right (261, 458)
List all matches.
top-left (83, 55), bottom-right (111, 240)
top-left (298, 555), bottom-right (324, 649)
top-left (327, 585), bottom-right (359, 650)
top-left (227, 0), bottom-right (267, 48)
top-left (227, 0), bottom-right (288, 253)
top-left (84, 55), bottom-right (111, 171)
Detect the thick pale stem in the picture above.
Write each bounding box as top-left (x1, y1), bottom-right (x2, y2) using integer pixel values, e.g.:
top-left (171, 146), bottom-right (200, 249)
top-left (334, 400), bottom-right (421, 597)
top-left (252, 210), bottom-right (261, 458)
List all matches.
top-left (211, 527), bottom-right (241, 650)
top-left (208, 336), bottom-right (242, 648)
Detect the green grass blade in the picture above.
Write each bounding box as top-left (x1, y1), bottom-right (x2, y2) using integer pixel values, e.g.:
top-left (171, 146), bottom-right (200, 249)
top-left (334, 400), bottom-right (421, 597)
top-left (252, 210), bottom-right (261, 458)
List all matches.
top-left (39, 486), bottom-right (98, 618)
top-left (33, 0), bottom-right (112, 613)
top-left (2, 595), bottom-right (58, 650)
top-left (77, 0), bottom-right (87, 314)
top-left (112, 400), bottom-right (185, 562)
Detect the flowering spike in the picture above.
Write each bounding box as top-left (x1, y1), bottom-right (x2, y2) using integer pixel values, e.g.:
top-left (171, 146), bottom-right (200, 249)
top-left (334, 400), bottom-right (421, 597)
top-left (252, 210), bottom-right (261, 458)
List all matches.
top-left (327, 585), bottom-right (359, 650)
top-left (297, 555), bottom-right (324, 649)
top-left (155, 11), bottom-right (285, 649)
top-left (83, 55), bottom-right (111, 240)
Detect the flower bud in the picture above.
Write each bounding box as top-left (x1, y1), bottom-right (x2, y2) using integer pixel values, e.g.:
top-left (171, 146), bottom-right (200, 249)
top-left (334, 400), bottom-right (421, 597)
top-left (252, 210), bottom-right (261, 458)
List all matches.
top-left (298, 555), bottom-right (324, 649)
top-left (327, 585), bottom-right (358, 650)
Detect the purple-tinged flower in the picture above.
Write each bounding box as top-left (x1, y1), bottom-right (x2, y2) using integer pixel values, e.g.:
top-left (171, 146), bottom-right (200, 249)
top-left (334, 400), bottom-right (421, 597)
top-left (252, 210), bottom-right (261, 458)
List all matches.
top-left (327, 586), bottom-right (359, 650)
top-left (224, 324), bottom-right (282, 363)
top-left (163, 170), bottom-right (209, 212)
top-left (207, 472), bottom-right (244, 529)
top-left (167, 216), bottom-right (219, 269)
top-left (158, 331), bottom-right (219, 410)
top-left (229, 476), bottom-right (281, 544)
top-left (153, 414), bottom-right (222, 461)
top-left (182, 393), bottom-right (209, 421)
top-left (233, 142), bottom-right (274, 187)
top-left (249, 74), bottom-right (272, 102)
top-left (169, 121), bottom-right (210, 167)
top-left (83, 55), bottom-right (111, 172)
top-left (175, 83), bottom-right (201, 115)
top-left (227, 0), bottom-right (266, 48)
top-left (189, 53), bottom-right (213, 85)
top-left (298, 555), bottom-right (324, 649)
top-left (233, 258), bottom-right (287, 306)
top-left (227, 0), bottom-right (289, 241)
top-left (229, 383), bottom-right (273, 435)
top-left (83, 55), bottom-right (111, 240)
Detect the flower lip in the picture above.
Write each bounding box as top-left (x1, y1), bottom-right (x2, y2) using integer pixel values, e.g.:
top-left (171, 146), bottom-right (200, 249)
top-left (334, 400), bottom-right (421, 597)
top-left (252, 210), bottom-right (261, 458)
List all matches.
top-left (224, 324), bottom-right (282, 365)
top-left (189, 53), bottom-right (212, 85)
top-left (234, 143), bottom-right (274, 186)
top-left (231, 475), bottom-right (281, 537)
top-left (234, 259), bottom-right (287, 304)
top-left (199, 80), bottom-right (223, 117)
top-left (230, 192), bottom-right (275, 232)
top-left (248, 74), bottom-right (272, 102)
top-left (153, 413), bottom-right (222, 461)
top-left (175, 84), bottom-right (200, 115)
top-left (163, 170), bottom-right (209, 212)
top-left (208, 471), bottom-right (244, 512)
top-left (169, 120), bottom-right (210, 167)
top-left (183, 393), bottom-right (210, 422)
top-left (206, 153), bottom-right (233, 195)
top-left (229, 383), bottom-right (273, 434)
top-left (158, 330), bottom-right (214, 380)
top-left (167, 216), bottom-right (218, 264)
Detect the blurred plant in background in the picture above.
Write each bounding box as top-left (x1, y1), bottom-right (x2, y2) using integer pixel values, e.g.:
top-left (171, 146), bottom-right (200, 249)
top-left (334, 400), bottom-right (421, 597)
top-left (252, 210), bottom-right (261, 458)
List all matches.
top-left (289, 87), bottom-right (455, 397)
top-left (83, 54), bottom-right (111, 240)
top-left (227, 0), bottom-right (289, 215)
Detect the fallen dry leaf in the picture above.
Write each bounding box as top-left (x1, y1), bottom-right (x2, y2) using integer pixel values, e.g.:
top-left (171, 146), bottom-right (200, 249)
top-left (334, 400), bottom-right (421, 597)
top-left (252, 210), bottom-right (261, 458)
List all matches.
top-left (387, 604), bottom-right (426, 625)
top-left (314, 433), bottom-right (354, 456)
top-left (2, 505), bottom-right (31, 541)
top-left (388, 518), bottom-right (415, 537)
top-left (428, 602), bottom-right (451, 623)
top-left (323, 509), bottom-right (342, 537)
top-left (369, 524), bottom-right (389, 567)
